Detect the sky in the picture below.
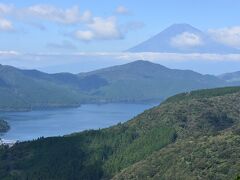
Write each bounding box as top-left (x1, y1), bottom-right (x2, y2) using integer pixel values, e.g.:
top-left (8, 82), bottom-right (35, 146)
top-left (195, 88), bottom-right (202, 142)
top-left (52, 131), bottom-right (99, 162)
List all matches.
top-left (0, 0), bottom-right (240, 74)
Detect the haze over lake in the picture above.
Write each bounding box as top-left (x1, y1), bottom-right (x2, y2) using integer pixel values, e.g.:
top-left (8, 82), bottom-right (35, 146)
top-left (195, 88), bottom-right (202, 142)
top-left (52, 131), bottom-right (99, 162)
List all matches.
top-left (0, 103), bottom-right (156, 141)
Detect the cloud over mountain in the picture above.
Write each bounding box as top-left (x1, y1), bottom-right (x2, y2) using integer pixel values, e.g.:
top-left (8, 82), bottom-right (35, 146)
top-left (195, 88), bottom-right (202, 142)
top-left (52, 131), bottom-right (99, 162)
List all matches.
top-left (128, 24), bottom-right (240, 54)
top-left (170, 32), bottom-right (203, 48)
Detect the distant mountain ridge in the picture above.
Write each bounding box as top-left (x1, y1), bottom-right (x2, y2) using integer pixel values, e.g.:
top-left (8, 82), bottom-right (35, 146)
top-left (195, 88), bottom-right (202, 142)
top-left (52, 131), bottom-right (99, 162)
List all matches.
top-left (219, 71), bottom-right (240, 85)
top-left (79, 60), bottom-right (227, 102)
top-left (127, 23), bottom-right (240, 53)
top-left (0, 60), bottom-right (238, 111)
top-left (0, 64), bottom-right (86, 111)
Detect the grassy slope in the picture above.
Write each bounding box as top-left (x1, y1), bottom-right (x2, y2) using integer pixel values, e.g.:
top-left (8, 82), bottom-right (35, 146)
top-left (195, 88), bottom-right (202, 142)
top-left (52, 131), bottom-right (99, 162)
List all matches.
top-left (0, 87), bottom-right (240, 179)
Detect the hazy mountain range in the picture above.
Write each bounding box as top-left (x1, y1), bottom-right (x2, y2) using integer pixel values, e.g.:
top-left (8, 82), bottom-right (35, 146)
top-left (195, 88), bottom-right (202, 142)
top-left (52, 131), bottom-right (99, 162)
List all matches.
top-left (0, 60), bottom-right (239, 111)
top-left (218, 71), bottom-right (240, 84)
top-left (127, 23), bottom-right (240, 54)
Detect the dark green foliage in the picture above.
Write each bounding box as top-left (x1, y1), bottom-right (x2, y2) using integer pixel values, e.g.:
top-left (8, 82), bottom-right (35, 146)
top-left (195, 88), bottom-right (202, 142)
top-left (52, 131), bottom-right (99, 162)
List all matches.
top-left (114, 87), bottom-right (240, 179)
top-left (165, 86), bottom-right (240, 103)
top-left (0, 123), bottom-right (176, 179)
top-left (114, 132), bottom-right (240, 180)
top-left (0, 87), bottom-right (240, 180)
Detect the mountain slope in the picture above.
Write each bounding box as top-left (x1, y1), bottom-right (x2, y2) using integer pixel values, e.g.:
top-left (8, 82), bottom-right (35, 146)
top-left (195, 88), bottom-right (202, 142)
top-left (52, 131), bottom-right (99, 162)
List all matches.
top-left (0, 64), bottom-right (88, 111)
top-left (0, 86), bottom-right (240, 179)
top-left (114, 131), bottom-right (240, 180)
top-left (127, 24), bottom-right (239, 53)
top-left (79, 60), bottom-right (227, 102)
top-left (219, 71), bottom-right (240, 85)
top-left (0, 61), bottom-right (235, 111)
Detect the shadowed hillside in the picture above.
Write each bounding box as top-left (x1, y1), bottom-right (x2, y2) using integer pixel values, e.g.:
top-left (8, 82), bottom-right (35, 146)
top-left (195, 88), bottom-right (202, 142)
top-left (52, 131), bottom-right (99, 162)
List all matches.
top-left (0, 87), bottom-right (240, 179)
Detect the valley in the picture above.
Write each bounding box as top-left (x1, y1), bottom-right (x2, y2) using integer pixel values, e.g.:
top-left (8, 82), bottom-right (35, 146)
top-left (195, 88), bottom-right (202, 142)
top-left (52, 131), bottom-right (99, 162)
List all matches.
top-left (0, 1), bottom-right (239, 179)
top-left (0, 103), bottom-right (154, 141)
top-left (0, 87), bottom-right (239, 179)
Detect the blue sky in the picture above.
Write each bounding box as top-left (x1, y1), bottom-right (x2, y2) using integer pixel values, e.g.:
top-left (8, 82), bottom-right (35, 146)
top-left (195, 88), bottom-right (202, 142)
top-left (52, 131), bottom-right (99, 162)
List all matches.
top-left (0, 0), bottom-right (240, 74)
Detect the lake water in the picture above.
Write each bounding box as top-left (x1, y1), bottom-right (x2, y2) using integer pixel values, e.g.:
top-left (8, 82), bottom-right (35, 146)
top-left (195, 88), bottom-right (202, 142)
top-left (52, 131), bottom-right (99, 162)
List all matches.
top-left (0, 103), bottom-right (156, 141)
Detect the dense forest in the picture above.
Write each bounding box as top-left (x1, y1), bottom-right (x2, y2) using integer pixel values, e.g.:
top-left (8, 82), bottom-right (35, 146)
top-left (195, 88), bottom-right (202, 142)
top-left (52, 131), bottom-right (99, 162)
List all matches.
top-left (0, 87), bottom-right (240, 179)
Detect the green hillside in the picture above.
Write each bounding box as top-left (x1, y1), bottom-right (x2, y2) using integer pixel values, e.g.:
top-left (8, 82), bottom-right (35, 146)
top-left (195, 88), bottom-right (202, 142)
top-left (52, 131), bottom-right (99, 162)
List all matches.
top-left (80, 60), bottom-right (227, 103)
top-left (0, 86), bottom-right (240, 179)
top-left (0, 61), bottom-right (231, 111)
top-left (0, 64), bottom-right (89, 111)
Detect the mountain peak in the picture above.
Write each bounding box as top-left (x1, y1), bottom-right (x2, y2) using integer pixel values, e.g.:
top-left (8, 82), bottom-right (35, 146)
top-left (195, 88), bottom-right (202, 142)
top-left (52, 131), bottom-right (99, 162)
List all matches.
top-left (127, 23), bottom-right (239, 53)
top-left (167, 23), bottom-right (199, 29)
top-left (124, 60), bottom-right (168, 70)
top-left (128, 60), bottom-right (154, 65)
top-left (162, 23), bottom-right (202, 34)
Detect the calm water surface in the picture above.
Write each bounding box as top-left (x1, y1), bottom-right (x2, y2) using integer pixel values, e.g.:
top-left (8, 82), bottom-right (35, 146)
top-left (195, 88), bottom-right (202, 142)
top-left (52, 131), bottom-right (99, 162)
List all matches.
top-left (0, 103), bottom-right (156, 141)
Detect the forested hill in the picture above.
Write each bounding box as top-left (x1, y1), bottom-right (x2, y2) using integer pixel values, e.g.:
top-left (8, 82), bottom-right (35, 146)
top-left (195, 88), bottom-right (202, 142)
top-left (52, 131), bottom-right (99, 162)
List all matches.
top-left (0, 86), bottom-right (240, 179)
top-left (0, 60), bottom-right (231, 111)
top-left (79, 60), bottom-right (227, 103)
top-left (0, 64), bottom-right (86, 111)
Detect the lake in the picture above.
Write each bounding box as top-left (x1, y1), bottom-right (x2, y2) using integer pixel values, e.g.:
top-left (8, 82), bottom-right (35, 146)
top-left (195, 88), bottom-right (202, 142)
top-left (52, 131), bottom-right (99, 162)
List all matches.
top-left (0, 103), bottom-right (156, 142)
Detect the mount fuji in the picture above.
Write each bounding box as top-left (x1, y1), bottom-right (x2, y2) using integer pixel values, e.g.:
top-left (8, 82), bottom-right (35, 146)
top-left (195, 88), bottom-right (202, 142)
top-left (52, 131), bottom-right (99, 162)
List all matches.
top-left (127, 23), bottom-right (239, 54)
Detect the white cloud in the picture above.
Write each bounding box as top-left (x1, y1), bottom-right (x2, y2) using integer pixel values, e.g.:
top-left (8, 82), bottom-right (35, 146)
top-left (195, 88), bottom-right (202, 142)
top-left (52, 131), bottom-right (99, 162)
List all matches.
top-left (9, 51), bottom-right (240, 62)
top-left (25, 5), bottom-right (92, 24)
top-left (2, 51), bottom-right (240, 62)
top-left (170, 32), bottom-right (203, 48)
top-left (0, 50), bottom-right (19, 56)
top-left (113, 52), bottom-right (240, 62)
top-left (75, 30), bottom-right (94, 41)
top-left (115, 6), bottom-right (129, 15)
top-left (89, 17), bottom-right (122, 39)
top-left (0, 17), bottom-right (13, 31)
top-left (2, 52), bottom-right (240, 74)
top-left (0, 3), bottom-right (139, 42)
top-left (0, 3), bottom-right (13, 14)
top-left (0, 3), bottom-right (92, 24)
top-left (208, 26), bottom-right (240, 49)
top-left (74, 17), bottom-right (122, 41)
top-left (0, 4), bottom-right (13, 31)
